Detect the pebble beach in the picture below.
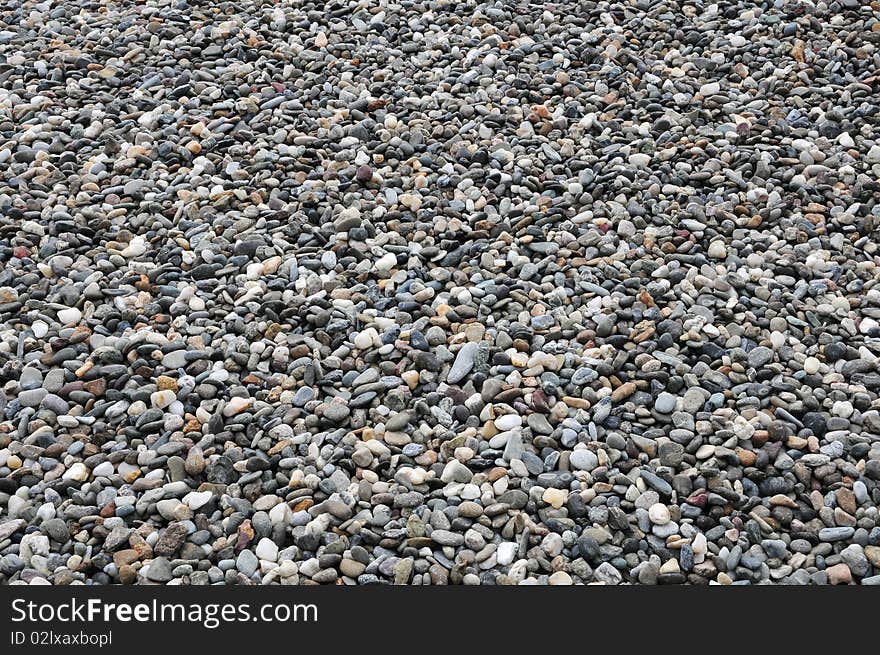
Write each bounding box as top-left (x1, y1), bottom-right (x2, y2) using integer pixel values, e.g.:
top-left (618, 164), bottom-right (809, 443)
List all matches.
top-left (1, 0), bottom-right (880, 585)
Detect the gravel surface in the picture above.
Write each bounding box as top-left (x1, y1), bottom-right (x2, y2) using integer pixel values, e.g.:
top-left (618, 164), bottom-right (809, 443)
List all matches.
top-left (2, 0), bottom-right (880, 585)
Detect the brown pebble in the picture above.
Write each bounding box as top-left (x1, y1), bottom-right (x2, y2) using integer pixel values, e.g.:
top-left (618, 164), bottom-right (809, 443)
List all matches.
top-left (826, 563), bottom-right (852, 585)
top-left (611, 382), bottom-right (637, 402)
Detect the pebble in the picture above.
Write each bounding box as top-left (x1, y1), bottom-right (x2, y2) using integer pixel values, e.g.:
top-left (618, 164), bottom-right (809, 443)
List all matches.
top-left (236, 550), bottom-right (259, 577)
top-left (497, 543), bottom-right (518, 567)
top-left (255, 538), bottom-right (279, 562)
top-left (183, 491), bottom-right (213, 511)
top-left (648, 503), bottom-right (671, 525)
top-left (493, 414), bottom-right (522, 432)
top-left (654, 393), bottom-right (677, 414)
top-left (542, 488), bottom-right (568, 509)
top-left (447, 342), bottom-right (480, 384)
top-left (569, 449), bottom-right (599, 472)
top-left (707, 241), bottom-right (727, 259)
top-left (56, 307), bottom-right (81, 326)
top-left (61, 463), bottom-right (89, 482)
top-left (820, 527), bottom-right (855, 542)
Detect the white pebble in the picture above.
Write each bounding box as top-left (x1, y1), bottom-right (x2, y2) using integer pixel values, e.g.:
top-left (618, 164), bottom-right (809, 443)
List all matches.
top-left (542, 487), bottom-right (568, 509)
top-left (62, 462), bottom-right (89, 482)
top-left (707, 241), bottom-right (727, 259)
top-left (497, 542), bottom-right (518, 566)
top-left (57, 307), bottom-right (82, 325)
top-left (255, 538), bottom-right (279, 562)
top-left (183, 490), bottom-right (213, 510)
top-left (92, 462), bottom-right (115, 477)
top-left (648, 503), bottom-right (671, 525)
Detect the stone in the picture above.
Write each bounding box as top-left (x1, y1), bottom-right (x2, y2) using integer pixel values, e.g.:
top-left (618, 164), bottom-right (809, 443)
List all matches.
top-left (707, 241), bottom-right (727, 259)
top-left (447, 342), bottom-right (480, 384)
top-left (803, 357), bottom-right (820, 375)
top-left (593, 562), bottom-right (623, 585)
top-left (826, 563), bottom-right (852, 585)
top-left (57, 307), bottom-right (82, 325)
top-left (237, 549), bottom-right (259, 577)
top-left (145, 557), bottom-right (172, 582)
top-left (569, 449), bottom-right (599, 472)
top-left (748, 347), bottom-right (774, 368)
top-left (62, 463), bottom-right (89, 482)
top-left (542, 488), bottom-right (568, 509)
top-left (255, 538), bottom-right (279, 562)
top-left (654, 392), bottom-right (677, 414)
top-left (1, 0), bottom-right (876, 590)
top-left (648, 503), bottom-right (671, 525)
top-left (183, 491), bottom-right (213, 510)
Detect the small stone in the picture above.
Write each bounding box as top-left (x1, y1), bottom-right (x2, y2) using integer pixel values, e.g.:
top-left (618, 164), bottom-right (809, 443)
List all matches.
top-left (659, 558), bottom-right (680, 575)
top-left (151, 390), bottom-right (177, 409)
top-left (569, 449), bottom-right (599, 471)
top-left (354, 328), bottom-right (378, 350)
top-left (648, 503), bottom-right (671, 525)
top-left (374, 252), bottom-right (397, 272)
top-left (548, 571), bottom-right (573, 585)
top-left (145, 557), bottom-right (172, 582)
top-left (803, 357), bottom-right (820, 375)
top-left (542, 488), bottom-right (568, 509)
top-left (255, 538), bottom-right (279, 562)
top-left (62, 463), bottom-right (89, 482)
top-left (820, 527), bottom-right (855, 542)
top-left (183, 491), bottom-right (213, 510)
top-left (448, 342), bottom-right (480, 384)
top-left (493, 414), bottom-right (522, 431)
top-left (223, 397), bottom-right (253, 416)
top-left (707, 241), bottom-right (726, 259)
top-left (593, 562), bottom-right (623, 585)
top-left (748, 346), bottom-right (774, 369)
top-left (826, 563), bottom-right (852, 585)
top-left (57, 307), bottom-right (82, 325)
top-left (654, 392), bottom-right (677, 414)
top-left (497, 543), bottom-right (517, 566)
top-left (237, 549), bottom-right (259, 577)
top-left (629, 153), bottom-right (651, 168)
